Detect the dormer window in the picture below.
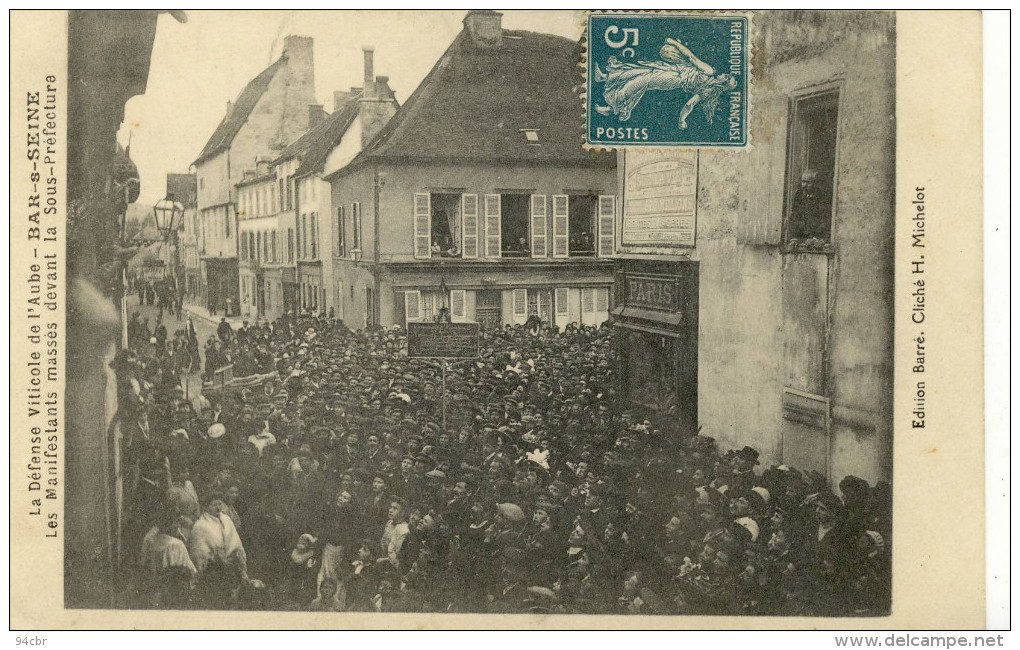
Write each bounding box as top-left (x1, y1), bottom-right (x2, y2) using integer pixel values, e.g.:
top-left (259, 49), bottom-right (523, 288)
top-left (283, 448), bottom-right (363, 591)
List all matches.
top-left (521, 128), bottom-right (540, 144)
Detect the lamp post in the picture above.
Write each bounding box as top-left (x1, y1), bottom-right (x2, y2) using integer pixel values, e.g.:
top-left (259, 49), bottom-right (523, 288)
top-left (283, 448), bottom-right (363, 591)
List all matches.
top-left (152, 196), bottom-right (185, 304)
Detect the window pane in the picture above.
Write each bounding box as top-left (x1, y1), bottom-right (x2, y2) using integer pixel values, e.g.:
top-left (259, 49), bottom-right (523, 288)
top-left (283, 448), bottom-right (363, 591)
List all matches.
top-left (569, 194), bottom-right (598, 256)
top-left (500, 194), bottom-right (530, 256)
top-left (786, 91), bottom-right (839, 242)
top-left (430, 193), bottom-right (461, 258)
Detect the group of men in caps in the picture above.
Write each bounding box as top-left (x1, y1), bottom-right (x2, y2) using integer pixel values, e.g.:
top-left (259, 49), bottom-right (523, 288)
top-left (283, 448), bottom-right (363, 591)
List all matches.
top-left (117, 311), bottom-right (891, 615)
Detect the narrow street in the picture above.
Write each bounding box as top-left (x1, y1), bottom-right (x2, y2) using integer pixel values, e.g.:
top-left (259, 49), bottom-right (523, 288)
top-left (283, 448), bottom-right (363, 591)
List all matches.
top-left (126, 293), bottom-right (221, 399)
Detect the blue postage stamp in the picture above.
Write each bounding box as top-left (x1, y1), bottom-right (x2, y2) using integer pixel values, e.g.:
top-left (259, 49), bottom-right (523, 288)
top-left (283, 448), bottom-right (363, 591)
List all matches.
top-left (586, 13), bottom-right (749, 148)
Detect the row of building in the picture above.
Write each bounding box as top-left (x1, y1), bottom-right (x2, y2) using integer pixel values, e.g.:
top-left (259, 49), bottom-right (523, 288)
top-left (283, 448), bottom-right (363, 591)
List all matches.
top-left (180, 11), bottom-right (615, 334)
top-left (174, 10), bottom-right (893, 486)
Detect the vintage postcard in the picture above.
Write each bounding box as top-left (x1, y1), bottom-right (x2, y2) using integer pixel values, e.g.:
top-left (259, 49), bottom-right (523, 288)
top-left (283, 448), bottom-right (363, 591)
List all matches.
top-left (9, 9), bottom-right (992, 631)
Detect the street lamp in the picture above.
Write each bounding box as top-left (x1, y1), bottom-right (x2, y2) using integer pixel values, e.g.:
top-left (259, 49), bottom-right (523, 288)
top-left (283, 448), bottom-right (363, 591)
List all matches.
top-left (153, 196), bottom-right (185, 289)
top-left (437, 276), bottom-right (451, 323)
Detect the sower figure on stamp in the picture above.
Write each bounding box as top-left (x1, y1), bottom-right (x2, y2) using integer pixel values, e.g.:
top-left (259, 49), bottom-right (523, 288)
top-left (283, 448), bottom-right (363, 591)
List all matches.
top-left (594, 38), bottom-right (736, 129)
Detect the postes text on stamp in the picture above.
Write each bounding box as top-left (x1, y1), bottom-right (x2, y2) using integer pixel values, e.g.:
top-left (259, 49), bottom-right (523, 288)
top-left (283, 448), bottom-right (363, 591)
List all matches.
top-left (586, 13), bottom-right (749, 148)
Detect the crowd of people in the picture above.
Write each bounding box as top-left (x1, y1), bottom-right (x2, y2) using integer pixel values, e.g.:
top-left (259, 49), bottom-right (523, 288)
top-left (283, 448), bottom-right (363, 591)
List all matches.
top-left (131, 273), bottom-right (185, 321)
top-left (115, 311), bottom-right (892, 616)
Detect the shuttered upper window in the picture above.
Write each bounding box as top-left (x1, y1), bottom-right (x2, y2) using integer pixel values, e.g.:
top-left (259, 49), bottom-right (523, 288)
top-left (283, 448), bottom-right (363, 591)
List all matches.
top-left (598, 195), bottom-right (615, 257)
top-left (530, 195), bottom-right (548, 258)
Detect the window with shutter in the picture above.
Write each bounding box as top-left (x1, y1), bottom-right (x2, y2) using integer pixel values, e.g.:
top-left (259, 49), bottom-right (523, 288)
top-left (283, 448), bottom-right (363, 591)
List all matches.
top-left (598, 195), bottom-right (615, 257)
top-left (512, 288), bottom-right (527, 319)
top-left (414, 193), bottom-right (431, 258)
top-left (581, 288), bottom-right (595, 313)
top-left (450, 289), bottom-right (466, 320)
top-left (310, 212), bottom-right (317, 259)
top-left (461, 194), bottom-right (479, 258)
top-left (538, 290), bottom-right (553, 322)
top-left (484, 194), bottom-right (501, 257)
top-left (530, 194), bottom-right (547, 258)
top-left (552, 195), bottom-right (569, 258)
top-left (352, 203), bottom-right (362, 251)
top-left (301, 214), bottom-right (308, 258)
top-left (404, 290), bottom-right (422, 324)
top-left (596, 287), bottom-right (610, 312)
top-left (555, 287), bottom-right (569, 316)
top-left (336, 206), bottom-right (345, 257)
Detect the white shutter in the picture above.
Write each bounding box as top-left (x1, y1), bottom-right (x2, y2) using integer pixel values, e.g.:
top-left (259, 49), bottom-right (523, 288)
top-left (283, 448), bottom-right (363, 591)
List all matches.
top-left (352, 202), bottom-right (362, 252)
top-left (530, 194), bottom-right (548, 258)
top-left (598, 194), bottom-right (616, 257)
top-left (484, 194), bottom-right (501, 257)
top-left (450, 289), bottom-right (466, 321)
top-left (512, 288), bottom-right (527, 320)
top-left (552, 194), bottom-right (569, 258)
top-left (336, 206), bottom-right (345, 257)
top-left (461, 194), bottom-right (479, 258)
top-left (404, 290), bottom-right (422, 323)
top-left (555, 287), bottom-right (569, 316)
top-left (414, 193), bottom-right (431, 259)
top-left (581, 288), bottom-right (595, 313)
top-left (596, 287), bottom-right (610, 312)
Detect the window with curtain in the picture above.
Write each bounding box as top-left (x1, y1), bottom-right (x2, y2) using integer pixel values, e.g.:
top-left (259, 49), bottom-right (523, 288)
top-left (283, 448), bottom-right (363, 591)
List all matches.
top-left (430, 193), bottom-right (462, 258)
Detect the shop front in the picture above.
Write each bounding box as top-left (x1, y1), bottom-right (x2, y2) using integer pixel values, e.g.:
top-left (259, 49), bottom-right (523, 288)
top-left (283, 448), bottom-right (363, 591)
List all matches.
top-left (203, 257), bottom-right (240, 316)
top-left (611, 261), bottom-right (699, 433)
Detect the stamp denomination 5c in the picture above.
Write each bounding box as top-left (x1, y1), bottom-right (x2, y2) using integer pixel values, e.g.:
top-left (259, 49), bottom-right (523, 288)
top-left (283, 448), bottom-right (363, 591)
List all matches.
top-left (586, 13), bottom-right (749, 148)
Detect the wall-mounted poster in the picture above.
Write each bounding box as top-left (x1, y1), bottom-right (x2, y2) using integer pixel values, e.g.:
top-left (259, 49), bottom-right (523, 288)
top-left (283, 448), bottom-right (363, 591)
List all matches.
top-left (622, 149), bottom-right (698, 247)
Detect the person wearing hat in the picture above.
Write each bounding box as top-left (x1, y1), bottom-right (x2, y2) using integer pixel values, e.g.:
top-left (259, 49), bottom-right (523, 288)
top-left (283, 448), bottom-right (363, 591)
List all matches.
top-left (847, 529), bottom-right (891, 615)
top-left (284, 533), bottom-right (322, 608)
top-left (337, 432), bottom-right (362, 468)
top-left (442, 477), bottom-right (474, 532)
top-left (396, 454), bottom-right (421, 502)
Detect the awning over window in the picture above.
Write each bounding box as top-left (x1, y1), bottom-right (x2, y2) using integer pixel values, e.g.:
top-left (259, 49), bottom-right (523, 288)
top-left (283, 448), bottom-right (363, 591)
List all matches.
top-left (611, 305), bottom-right (683, 328)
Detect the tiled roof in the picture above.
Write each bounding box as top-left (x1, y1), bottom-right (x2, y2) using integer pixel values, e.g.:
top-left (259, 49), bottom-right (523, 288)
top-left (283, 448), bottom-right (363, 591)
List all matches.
top-left (192, 58), bottom-right (286, 166)
top-left (275, 90), bottom-right (364, 177)
top-left (351, 29), bottom-right (612, 168)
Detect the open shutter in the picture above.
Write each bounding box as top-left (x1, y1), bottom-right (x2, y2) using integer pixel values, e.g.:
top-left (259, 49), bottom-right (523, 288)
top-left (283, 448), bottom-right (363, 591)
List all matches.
top-left (414, 193), bottom-right (431, 259)
top-left (340, 205), bottom-right (348, 256)
top-left (581, 288), bottom-right (595, 314)
top-left (555, 287), bottom-right (569, 317)
top-left (598, 195), bottom-right (616, 257)
top-left (352, 203), bottom-right (363, 251)
top-left (552, 195), bottom-right (569, 258)
top-left (596, 287), bottom-right (610, 312)
top-left (484, 194), bottom-right (501, 257)
top-left (404, 290), bottom-right (422, 324)
top-left (512, 288), bottom-right (527, 323)
top-left (530, 194), bottom-right (547, 258)
top-left (461, 194), bottom-right (479, 258)
top-left (450, 289), bottom-right (467, 321)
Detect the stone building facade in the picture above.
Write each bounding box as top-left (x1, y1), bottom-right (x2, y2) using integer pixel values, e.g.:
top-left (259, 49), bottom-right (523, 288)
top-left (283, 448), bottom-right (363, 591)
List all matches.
top-left (325, 12), bottom-right (617, 331)
top-left (192, 35), bottom-right (317, 316)
top-left (612, 11), bottom-right (895, 485)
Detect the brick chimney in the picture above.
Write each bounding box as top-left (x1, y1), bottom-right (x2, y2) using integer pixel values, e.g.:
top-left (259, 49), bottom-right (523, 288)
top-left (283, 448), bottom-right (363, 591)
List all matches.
top-left (283, 35), bottom-right (315, 92)
top-left (374, 76), bottom-right (394, 100)
top-left (463, 10), bottom-right (503, 48)
top-left (308, 104), bottom-right (325, 127)
top-left (362, 46), bottom-right (375, 97)
top-left (359, 48), bottom-right (398, 148)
